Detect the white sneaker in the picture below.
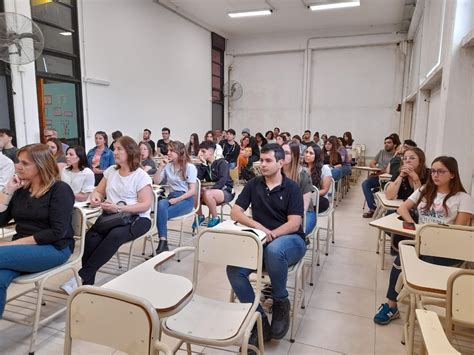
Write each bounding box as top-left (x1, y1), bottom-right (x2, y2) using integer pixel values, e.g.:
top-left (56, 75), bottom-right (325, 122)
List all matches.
top-left (60, 276), bottom-right (79, 295)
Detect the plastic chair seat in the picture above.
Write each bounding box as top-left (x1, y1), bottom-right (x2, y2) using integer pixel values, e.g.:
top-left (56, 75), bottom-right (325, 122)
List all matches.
top-left (165, 294), bottom-right (252, 341)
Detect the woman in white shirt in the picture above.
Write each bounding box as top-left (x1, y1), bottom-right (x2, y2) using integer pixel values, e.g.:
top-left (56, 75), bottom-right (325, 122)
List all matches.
top-left (374, 156), bottom-right (474, 326)
top-left (79, 136), bottom-right (153, 285)
top-left (152, 141), bottom-right (197, 255)
top-left (61, 146), bottom-right (95, 202)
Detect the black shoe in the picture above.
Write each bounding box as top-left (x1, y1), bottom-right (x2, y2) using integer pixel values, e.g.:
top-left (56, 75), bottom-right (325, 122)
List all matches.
top-left (155, 240), bottom-right (169, 255)
top-left (246, 316), bottom-right (272, 355)
top-left (270, 298), bottom-right (290, 339)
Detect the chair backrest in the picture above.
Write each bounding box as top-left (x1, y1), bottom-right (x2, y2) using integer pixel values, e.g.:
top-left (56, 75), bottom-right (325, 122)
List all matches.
top-left (416, 224), bottom-right (474, 262)
top-left (193, 179), bottom-right (201, 211)
top-left (70, 207), bottom-right (87, 262)
top-left (446, 270), bottom-right (474, 335)
top-left (65, 285), bottom-right (167, 355)
top-left (194, 229), bottom-right (263, 291)
top-left (229, 167), bottom-right (239, 185)
top-left (326, 178), bottom-right (336, 209)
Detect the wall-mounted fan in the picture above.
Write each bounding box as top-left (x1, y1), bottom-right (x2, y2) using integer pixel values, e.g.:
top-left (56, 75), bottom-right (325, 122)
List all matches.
top-left (0, 12), bottom-right (44, 65)
top-left (224, 80), bottom-right (243, 101)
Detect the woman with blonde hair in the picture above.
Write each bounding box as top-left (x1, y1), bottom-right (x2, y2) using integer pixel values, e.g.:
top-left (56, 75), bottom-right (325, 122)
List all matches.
top-left (152, 140), bottom-right (197, 254)
top-left (0, 144), bottom-right (75, 317)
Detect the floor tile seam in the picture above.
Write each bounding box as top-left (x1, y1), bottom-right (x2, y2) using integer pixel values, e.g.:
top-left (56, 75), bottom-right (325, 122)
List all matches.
top-left (304, 304), bottom-right (374, 321)
top-left (289, 340), bottom-right (346, 354)
top-left (312, 280), bottom-right (379, 293)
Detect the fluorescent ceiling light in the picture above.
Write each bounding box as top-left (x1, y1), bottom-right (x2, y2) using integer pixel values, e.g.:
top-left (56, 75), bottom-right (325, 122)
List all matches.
top-left (228, 10), bottom-right (272, 18)
top-left (309, 1), bottom-right (360, 11)
top-left (60, 32), bottom-right (72, 36)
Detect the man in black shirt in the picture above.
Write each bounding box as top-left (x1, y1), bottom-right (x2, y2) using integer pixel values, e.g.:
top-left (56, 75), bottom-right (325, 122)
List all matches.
top-left (195, 140), bottom-right (234, 228)
top-left (141, 128), bottom-right (156, 156)
top-left (221, 128), bottom-right (240, 169)
top-left (226, 143), bottom-right (306, 350)
top-left (157, 127), bottom-right (171, 156)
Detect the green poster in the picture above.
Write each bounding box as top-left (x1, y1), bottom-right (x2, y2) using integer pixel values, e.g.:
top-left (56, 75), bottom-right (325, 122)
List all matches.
top-left (43, 82), bottom-right (78, 139)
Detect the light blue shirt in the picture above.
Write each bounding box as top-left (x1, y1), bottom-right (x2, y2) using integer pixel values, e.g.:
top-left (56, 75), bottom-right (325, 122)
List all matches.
top-left (160, 163), bottom-right (197, 192)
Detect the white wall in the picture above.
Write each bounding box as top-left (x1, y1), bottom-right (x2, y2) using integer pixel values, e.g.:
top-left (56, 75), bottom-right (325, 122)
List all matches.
top-left (227, 31), bottom-right (405, 157)
top-left (406, 0), bottom-right (474, 192)
top-left (79, 0), bottom-right (211, 149)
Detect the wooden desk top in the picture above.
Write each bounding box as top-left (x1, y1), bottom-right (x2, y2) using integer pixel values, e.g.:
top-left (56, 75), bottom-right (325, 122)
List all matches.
top-left (375, 192), bottom-right (403, 209)
top-left (379, 173), bottom-right (392, 180)
top-left (400, 244), bottom-right (460, 294)
top-left (369, 213), bottom-right (417, 237)
top-left (353, 166), bottom-right (381, 172)
top-left (213, 220), bottom-right (267, 242)
top-left (102, 251), bottom-right (193, 314)
top-left (74, 202), bottom-right (102, 218)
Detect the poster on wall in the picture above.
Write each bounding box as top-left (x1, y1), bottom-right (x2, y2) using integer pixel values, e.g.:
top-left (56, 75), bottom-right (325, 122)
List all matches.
top-left (43, 82), bottom-right (78, 140)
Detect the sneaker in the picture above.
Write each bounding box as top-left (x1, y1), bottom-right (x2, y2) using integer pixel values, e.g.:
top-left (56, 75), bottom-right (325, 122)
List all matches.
top-left (60, 276), bottom-right (79, 295)
top-left (155, 239), bottom-right (169, 255)
top-left (244, 316), bottom-right (272, 355)
top-left (374, 303), bottom-right (400, 325)
top-left (192, 215), bottom-right (205, 229)
top-left (362, 210), bottom-right (375, 218)
top-left (270, 298), bottom-right (291, 339)
top-left (207, 216), bottom-right (221, 228)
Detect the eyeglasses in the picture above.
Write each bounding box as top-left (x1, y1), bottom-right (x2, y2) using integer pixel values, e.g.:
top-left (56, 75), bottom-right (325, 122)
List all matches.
top-left (431, 169), bottom-right (449, 175)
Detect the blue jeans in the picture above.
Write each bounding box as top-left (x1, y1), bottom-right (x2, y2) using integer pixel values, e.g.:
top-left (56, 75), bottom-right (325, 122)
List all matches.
top-left (305, 211), bottom-right (316, 235)
top-left (157, 191), bottom-right (194, 239)
top-left (0, 244), bottom-right (71, 317)
top-left (331, 168), bottom-right (343, 181)
top-left (340, 165), bottom-right (352, 177)
top-left (362, 175), bottom-right (380, 211)
top-left (226, 234), bottom-right (306, 315)
top-left (228, 162), bottom-right (236, 170)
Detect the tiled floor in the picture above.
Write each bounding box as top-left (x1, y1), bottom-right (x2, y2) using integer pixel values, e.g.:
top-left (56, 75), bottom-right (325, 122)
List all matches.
top-left (0, 178), bottom-right (467, 354)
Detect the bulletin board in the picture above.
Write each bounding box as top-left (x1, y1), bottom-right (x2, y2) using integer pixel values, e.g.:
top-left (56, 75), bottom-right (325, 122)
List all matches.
top-left (43, 82), bottom-right (78, 139)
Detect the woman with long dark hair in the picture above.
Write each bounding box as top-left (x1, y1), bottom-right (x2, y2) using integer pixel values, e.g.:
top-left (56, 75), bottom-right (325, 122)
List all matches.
top-left (265, 130), bottom-right (275, 144)
top-left (374, 156), bottom-right (473, 325)
top-left (61, 145), bottom-right (95, 202)
top-left (323, 136), bottom-right (343, 181)
top-left (152, 141), bottom-right (197, 254)
top-left (186, 133), bottom-right (200, 157)
top-left (342, 131), bottom-right (354, 148)
top-left (255, 132), bottom-right (268, 151)
top-left (304, 143), bottom-right (331, 213)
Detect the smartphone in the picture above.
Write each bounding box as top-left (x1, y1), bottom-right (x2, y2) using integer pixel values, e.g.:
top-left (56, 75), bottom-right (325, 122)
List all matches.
top-left (402, 221), bottom-right (416, 230)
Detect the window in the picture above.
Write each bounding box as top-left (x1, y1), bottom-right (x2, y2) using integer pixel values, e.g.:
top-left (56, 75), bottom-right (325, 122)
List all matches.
top-left (211, 33), bottom-right (225, 130)
top-left (31, 0), bottom-right (83, 145)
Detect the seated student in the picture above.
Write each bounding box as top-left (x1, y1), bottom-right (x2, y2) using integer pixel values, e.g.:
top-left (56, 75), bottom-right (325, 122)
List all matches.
top-left (75, 136), bottom-right (153, 287)
top-left (282, 141), bottom-right (315, 234)
top-left (238, 136), bottom-right (252, 171)
top-left (226, 143), bottom-right (306, 350)
top-left (343, 131), bottom-right (354, 149)
top-left (0, 144), bottom-right (75, 317)
top-left (186, 133), bottom-right (200, 157)
top-left (362, 136), bottom-right (397, 218)
top-left (221, 129), bottom-right (240, 170)
top-left (46, 138), bottom-right (67, 170)
top-left (141, 128), bottom-right (156, 156)
top-left (157, 127), bottom-right (171, 156)
top-left (265, 130), bottom-right (275, 144)
top-left (204, 130), bottom-right (224, 159)
top-left (0, 129), bottom-right (18, 163)
top-left (152, 141), bottom-right (197, 255)
top-left (275, 134), bottom-right (287, 146)
top-left (109, 130), bottom-right (122, 152)
top-left (386, 139), bottom-right (417, 176)
top-left (194, 141), bottom-right (234, 228)
top-left (322, 136), bottom-right (343, 181)
top-left (336, 137), bottom-right (352, 177)
top-left (61, 146), bottom-right (95, 202)
top-left (87, 131), bottom-right (115, 186)
top-left (255, 132), bottom-right (268, 152)
top-left (374, 156), bottom-right (473, 325)
top-left (241, 128), bottom-right (260, 169)
top-left (304, 143), bottom-right (331, 213)
top-left (0, 153), bottom-right (14, 189)
top-left (139, 142), bottom-right (157, 176)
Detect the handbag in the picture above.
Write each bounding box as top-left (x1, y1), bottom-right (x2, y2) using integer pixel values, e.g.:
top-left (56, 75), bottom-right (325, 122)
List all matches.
top-left (92, 201), bottom-right (138, 235)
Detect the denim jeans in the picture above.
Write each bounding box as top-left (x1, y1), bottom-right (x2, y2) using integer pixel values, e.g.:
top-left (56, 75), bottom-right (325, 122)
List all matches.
top-left (305, 211), bottom-right (316, 235)
top-left (0, 244), bottom-right (71, 317)
top-left (226, 234), bottom-right (306, 315)
top-left (362, 175), bottom-right (380, 211)
top-left (157, 191), bottom-right (194, 239)
top-left (228, 162), bottom-right (236, 170)
top-left (340, 165), bottom-right (352, 177)
top-left (331, 168), bottom-right (343, 181)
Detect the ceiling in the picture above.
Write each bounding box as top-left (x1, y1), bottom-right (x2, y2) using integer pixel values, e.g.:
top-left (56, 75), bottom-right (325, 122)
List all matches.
top-left (159, 0), bottom-right (416, 38)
